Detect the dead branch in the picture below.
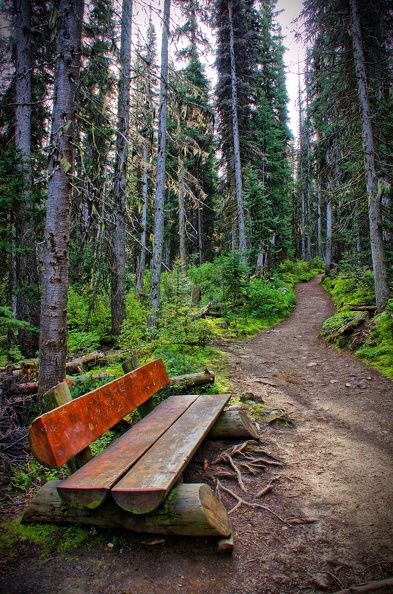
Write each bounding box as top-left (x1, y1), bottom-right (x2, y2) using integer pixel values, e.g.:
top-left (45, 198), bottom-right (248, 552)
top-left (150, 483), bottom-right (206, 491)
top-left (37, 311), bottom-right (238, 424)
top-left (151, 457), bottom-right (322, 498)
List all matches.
top-left (331, 578), bottom-right (393, 593)
top-left (255, 484), bottom-right (274, 498)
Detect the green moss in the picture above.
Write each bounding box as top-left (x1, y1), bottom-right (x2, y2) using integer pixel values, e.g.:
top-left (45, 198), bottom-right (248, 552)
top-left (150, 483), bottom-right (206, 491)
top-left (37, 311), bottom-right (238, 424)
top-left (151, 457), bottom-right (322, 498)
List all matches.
top-left (0, 516), bottom-right (103, 560)
top-left (322, 272), bottom-right (393, 378)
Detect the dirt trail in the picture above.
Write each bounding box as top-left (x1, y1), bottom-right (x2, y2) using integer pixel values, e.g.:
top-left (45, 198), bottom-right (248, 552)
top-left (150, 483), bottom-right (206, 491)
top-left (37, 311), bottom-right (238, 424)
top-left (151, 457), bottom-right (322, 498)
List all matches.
top-left (2, 275), bottom-right (393, 594)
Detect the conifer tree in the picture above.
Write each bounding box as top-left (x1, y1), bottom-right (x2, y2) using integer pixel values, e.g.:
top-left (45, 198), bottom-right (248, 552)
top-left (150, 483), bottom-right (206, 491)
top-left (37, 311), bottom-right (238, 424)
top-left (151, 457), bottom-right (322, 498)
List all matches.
top-left (111, 0), bottom-right (132, 336)
top-left (38, 0), bottom-right (84, 398)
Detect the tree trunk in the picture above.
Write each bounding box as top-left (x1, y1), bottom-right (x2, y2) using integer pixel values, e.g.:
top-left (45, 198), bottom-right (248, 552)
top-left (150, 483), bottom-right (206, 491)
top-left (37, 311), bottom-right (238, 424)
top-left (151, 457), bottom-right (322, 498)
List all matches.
top-left (14, 0), bottom-right (40, 358)
top-left (178, 157), bottom-right (187, 275)
top-left (148, 0), bottom-right (170, 329)
top-left (350, 0), bottom-right (390, 312)
top-left (38, 0), bottom-right (84, 400)
top-left (22, 479), bottom-right (232, 538)
top-left (325, 193), bottom-right (332, 274)
top-left (111, 0), bottom-right (133, 336)
top-left (228, 0), bottom-right (246, 255)
top-left (136, 145), bottom-right (149, 294)
top-left (317, 181), bottom-right (323, 259)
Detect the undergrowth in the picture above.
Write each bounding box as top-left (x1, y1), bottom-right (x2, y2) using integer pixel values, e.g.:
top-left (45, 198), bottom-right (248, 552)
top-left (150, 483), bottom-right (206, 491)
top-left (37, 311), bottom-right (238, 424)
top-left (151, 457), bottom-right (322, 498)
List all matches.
top-left (0, 255), bottom-right (322, 509)
top-left (322, 263), bottom-right (393, 378)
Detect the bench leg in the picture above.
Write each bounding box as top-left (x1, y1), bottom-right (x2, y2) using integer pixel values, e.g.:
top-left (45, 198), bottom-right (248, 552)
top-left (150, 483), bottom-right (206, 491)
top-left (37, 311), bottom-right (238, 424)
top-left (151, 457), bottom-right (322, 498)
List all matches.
top-left (22, 480), bottom-right (232, 539)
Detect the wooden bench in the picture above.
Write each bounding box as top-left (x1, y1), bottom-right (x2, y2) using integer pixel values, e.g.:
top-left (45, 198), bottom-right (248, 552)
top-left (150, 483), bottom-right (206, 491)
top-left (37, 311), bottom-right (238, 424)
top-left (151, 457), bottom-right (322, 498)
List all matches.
top-left (23, 358), bottom-right (251, 541)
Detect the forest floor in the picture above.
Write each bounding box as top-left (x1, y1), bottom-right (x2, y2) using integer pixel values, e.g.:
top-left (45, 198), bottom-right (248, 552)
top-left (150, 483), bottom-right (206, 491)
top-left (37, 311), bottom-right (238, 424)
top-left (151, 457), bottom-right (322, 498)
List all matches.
top-left (1, 275), bottom-right (393, 594)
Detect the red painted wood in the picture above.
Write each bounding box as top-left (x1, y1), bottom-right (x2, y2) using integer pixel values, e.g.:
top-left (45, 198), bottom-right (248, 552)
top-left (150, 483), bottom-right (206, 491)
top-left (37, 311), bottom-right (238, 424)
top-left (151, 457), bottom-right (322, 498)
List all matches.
top-left (29, 359), bottom-right (169, 468)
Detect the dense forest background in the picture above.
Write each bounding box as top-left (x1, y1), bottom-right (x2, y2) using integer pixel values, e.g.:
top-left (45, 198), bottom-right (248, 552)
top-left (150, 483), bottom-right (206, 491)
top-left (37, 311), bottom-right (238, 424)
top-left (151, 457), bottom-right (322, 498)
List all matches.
top-left (1, 0), bottom-right (393, 397)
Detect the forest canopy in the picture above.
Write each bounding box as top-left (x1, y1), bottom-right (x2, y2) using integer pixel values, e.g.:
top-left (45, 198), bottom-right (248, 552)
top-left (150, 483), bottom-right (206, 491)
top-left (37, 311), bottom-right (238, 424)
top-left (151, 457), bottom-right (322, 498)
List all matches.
top-left (0, 0), bottom-right (392, 397)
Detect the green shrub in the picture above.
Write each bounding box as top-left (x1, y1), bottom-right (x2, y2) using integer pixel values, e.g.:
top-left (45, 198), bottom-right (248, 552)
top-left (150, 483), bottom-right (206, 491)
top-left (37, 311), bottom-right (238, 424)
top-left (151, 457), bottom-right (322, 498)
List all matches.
top-left (117, 293), bottom-right (148, 350)
top-left (188, 261), bottom-right (223, 303)
top-left (68, 330), bottom-right (102, 355)
top-left (279, 259), bottom-right (314, 283)
top-left (245, 278), bottom-right (295, 319)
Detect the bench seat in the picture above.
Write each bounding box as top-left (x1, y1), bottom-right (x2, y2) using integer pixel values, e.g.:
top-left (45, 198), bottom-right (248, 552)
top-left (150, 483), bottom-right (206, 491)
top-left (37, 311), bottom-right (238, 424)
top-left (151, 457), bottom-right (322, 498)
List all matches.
top-left (111, 393), bottom-right (230, 514)
top-left (57, 395), bottom-right (199, 509)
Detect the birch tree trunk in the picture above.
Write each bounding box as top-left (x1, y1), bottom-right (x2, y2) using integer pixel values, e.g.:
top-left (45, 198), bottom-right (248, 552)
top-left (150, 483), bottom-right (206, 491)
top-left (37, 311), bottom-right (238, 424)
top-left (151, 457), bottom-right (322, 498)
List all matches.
top-left (14, 0), bottom-right (40, 358)
top-left (350, 0), bottom-right (390, 311)
top-left (228, 0), bottom-right (246, 255)
top-left (148, 0), bottom-right (170, 329)
top-left (111, 0), bottom-right (132, 335)
top-left (38, 0), bottom-right (84, 399)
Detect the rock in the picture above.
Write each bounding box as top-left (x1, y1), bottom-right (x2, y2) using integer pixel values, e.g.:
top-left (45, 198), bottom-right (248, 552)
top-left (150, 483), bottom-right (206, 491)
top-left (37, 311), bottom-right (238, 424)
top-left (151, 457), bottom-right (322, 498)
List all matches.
top-left (240, 391), bottom-right (255, 402)
top-left (357, 380), bottom-right (367, 389)
top-left (307, 361), bottom-right (318, 367)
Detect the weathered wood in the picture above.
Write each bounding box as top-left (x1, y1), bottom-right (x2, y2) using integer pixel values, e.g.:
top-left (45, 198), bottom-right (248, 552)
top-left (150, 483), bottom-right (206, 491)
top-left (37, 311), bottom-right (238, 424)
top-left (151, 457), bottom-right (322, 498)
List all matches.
top-left (112, 394), bottom-right (231, 514)
top-left (65, 352), bottom-right (104, 375)
top-left (337, 312), bottom-right (369, 335)
top-left (22, 479), bottom-right (232, 538)
top-left (57, 395), bottom-right (198, 509)
top-left (122, 357), bottom-right (154, 418)
top-left (208, 410), bottom-right (259, 440)
top-left (42, 382), bottom-right (93, 473)
top-left (6, 381), bottom-right (38, 394)
top-left (29, 359), bottom-right (169, 468)
top-left (169, 370), bottom-right (215, 390)
top-left (217, 535), bottom-right (234, 553)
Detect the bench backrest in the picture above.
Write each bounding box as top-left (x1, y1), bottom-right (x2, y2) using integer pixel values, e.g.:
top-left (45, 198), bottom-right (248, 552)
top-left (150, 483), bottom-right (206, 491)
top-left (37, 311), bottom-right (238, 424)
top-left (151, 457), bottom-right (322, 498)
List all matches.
top-left (29, 359), bottom-right (169, 468)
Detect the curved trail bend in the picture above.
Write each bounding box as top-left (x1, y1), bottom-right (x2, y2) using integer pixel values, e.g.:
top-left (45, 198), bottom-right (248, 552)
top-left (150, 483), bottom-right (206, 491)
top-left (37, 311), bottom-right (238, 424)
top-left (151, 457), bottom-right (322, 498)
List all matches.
top-left (2, 275), bottom-right (393, 594)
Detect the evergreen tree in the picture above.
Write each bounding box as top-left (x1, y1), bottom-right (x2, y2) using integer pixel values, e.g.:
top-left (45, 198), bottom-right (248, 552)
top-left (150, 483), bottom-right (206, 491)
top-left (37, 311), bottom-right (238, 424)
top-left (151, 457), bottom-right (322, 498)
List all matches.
top-left (38, 0), bottom-right (84, 398)
top-left (110, 0), bottom-right (132, 336)
top-left (214, 0), bottom-right (260, 253)
top-left (302, 0), bottom-right (393, 309)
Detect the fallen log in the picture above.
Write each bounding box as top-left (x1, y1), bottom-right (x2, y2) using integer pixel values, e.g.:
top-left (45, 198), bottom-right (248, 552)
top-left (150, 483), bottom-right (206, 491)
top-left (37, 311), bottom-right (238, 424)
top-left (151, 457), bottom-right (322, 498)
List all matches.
top-left (65, 352), bottom-right (104, 375)
top-left (169, 369), bottom-right (215, 390)
top-left (21, 479), bottom-right (232, 538)
top-left (191, 299), bottom-right (217, 320)
top-left (337, 312), bottom-right (369, 335)
top-left (208, 410), bottom-right (259, 440)
top-left (5, 381), bottom-right (38, 394)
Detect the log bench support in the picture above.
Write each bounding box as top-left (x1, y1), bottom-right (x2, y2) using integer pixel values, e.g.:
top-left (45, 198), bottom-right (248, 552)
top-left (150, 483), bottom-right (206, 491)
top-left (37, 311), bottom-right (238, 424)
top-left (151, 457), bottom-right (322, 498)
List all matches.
top-left (24, 358), bottom-right (260, 543)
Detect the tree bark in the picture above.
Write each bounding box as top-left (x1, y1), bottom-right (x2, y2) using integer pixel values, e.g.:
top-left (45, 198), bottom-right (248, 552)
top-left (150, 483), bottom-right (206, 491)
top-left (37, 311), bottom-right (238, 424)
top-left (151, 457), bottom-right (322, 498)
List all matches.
top-left (349, 0), bottom-right (390, 312)
top-left (136, 145), bottom-right (149, 294)
top-left (207, 409), bottom-right (259, 440)
top-left (169, 370), bottom-right (215, 390)
top-left (14, 0), bottom-right (40, 358)
top-left (178, 157), bottom-right (187, 275)
top-left (148, 0), bottom-right (170, 329)
top-left (111, 0), bottom-right (133, 336)
top-left (38, 0), bottom-right (84, 400)
top-left (22, 479), bottom-right (232, 538)
top-left (228, 0), bottom-right (246, 255)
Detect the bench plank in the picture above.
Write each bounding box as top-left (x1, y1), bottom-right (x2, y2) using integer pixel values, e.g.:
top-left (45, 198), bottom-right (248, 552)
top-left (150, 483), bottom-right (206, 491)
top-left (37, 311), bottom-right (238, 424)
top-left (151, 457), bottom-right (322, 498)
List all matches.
top-left (56, 395), bottom-right (198, 509)
top-left (111, 394), bottom-right (231, 514)
top-left (29, 359), bottom-right (169, 468)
